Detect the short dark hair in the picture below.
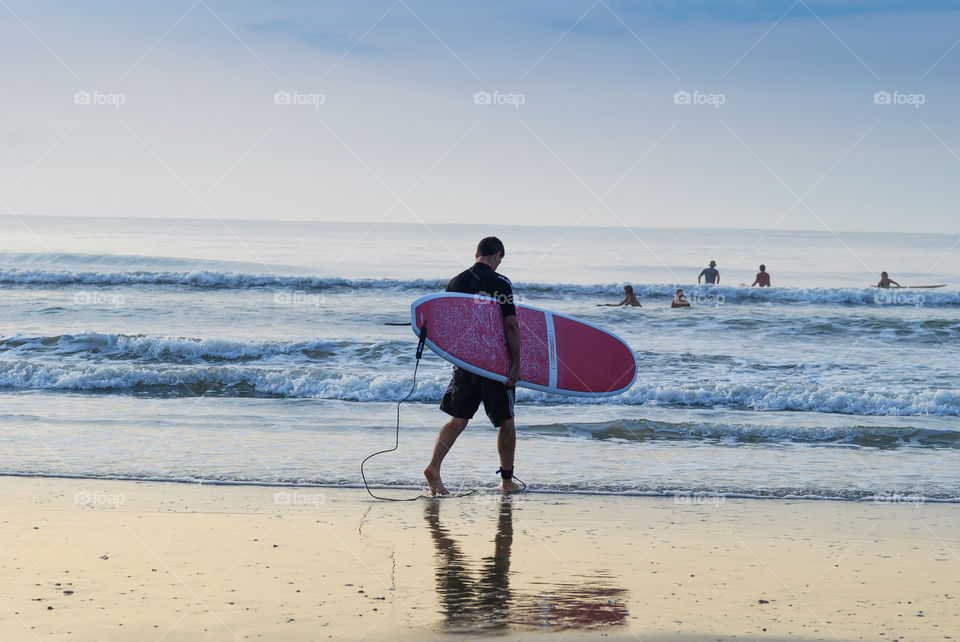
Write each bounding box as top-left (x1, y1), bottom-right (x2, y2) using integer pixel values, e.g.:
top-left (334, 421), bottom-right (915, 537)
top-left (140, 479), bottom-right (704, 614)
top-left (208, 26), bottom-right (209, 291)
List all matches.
top-left (476, 236), bottom-right (505, 258)
top-left (759, 264), bottom-right (766, 271)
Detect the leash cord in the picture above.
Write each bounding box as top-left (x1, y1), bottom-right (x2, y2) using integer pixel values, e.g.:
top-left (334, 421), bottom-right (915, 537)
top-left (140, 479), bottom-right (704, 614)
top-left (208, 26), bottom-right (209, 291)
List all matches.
top-left (361, 321), bottom-right (499, 501)
top-left (360, 355), bottom-right (430, 501)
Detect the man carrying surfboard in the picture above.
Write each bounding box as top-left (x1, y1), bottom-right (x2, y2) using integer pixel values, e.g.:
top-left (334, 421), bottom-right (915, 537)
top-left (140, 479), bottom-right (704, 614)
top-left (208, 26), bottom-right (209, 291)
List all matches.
top-left (424, 236), bottom-right (523, 495)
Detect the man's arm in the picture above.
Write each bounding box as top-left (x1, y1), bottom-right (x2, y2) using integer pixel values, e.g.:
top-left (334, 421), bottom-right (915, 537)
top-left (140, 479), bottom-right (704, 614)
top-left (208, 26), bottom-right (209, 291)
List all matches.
top-left (715, 270), bottom-right (720, 285)
top-left (697, 270), bottom-right (704, 284)
top-left (503, 314), bottom-right (522, 388)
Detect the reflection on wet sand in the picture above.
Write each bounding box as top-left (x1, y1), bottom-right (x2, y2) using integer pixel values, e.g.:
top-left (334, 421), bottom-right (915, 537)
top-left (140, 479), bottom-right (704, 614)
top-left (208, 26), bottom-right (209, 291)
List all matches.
top-left (424, 496), bottom-right (628, 635)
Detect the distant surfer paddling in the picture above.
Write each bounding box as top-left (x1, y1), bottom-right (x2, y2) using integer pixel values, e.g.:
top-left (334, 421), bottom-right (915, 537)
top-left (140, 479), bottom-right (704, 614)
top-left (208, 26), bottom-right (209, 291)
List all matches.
top-left (600, 285), bottom-right (642, 307)
top-left (424, 237), bottom-right (523, 495)
top-left (876, 271), bottom-right (901, 289)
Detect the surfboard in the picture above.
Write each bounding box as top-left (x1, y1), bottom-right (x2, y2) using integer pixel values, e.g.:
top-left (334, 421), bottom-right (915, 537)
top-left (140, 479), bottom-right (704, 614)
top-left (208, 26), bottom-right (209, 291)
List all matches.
top-left (874, 284), bottom-right (947, 289)
top-left (411, 293), bottom-right (637, 397)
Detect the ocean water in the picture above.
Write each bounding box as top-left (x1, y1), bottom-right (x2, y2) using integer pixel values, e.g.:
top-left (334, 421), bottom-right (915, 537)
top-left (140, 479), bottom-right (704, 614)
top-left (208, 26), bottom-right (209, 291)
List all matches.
top-left (2, 215), bottom-right (959, 500)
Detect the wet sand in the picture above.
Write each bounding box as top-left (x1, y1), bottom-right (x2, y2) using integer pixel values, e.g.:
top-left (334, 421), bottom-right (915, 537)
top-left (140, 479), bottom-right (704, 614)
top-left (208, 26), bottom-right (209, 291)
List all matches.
top-left (1, 476), bottom-right (957, 640)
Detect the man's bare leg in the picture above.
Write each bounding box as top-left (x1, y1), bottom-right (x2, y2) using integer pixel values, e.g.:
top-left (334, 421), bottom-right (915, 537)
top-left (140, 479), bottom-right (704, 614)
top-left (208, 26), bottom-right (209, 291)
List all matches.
top-left (497, 418), bottom-right (521, 492)
top-left (424, 417), bottom-right (468, 495)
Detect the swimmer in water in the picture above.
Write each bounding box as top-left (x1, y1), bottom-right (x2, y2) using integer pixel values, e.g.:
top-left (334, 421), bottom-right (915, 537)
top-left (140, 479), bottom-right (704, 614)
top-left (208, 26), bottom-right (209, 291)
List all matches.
top-left (600, 284), bottom-right (642, 307)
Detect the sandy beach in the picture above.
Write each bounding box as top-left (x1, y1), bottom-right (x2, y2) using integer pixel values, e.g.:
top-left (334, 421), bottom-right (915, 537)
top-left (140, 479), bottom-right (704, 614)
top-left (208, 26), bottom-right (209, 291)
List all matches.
top-left (0, 476), bottom-right (956, 640)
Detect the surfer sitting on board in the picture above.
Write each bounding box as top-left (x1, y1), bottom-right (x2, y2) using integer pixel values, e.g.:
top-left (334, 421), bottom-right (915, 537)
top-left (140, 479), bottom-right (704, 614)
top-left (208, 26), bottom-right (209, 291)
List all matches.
top-left (671, 289), bottom-right (691, 308)
top-left (425, 236), bottom-right (523, 495)
top-left (600, 285), bottom-right (642, 307)
top-left (751, 264), bottom-right (771, 287)
top-left (698, 260), bottom-right (719, 285)
top-left (876, 271), bottom-right (901, 289)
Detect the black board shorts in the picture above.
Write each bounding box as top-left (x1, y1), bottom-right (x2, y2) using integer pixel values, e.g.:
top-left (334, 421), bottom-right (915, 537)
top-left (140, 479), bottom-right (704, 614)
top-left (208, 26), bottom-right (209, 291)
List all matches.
top-left (440, 366), bottom-right (515, 427)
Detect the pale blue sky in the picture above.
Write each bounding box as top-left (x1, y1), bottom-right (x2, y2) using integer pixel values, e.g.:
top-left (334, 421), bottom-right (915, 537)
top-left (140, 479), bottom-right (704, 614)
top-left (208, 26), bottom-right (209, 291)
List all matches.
top-left (1, 1), bottom-right (958, 233)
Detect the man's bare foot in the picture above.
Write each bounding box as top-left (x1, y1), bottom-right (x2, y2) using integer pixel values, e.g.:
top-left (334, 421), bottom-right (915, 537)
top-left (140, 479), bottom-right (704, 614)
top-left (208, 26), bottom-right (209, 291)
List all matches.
top-left (501, 478), bottom-right (522, 494)
top-left (424, 467), bottom-right (448, 495)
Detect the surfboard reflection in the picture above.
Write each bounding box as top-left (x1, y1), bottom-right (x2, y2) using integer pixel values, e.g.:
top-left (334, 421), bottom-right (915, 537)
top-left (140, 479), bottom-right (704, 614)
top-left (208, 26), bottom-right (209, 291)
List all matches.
top-left (424, 497), bottom-right (628, 634)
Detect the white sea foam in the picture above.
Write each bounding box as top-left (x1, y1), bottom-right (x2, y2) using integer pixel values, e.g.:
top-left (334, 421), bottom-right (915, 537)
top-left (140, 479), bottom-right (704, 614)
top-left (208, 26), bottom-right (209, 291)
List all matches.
top-left (4, 223), bottom-right (960, 501)
top-left (0, 332), bottom-right (401, 363)
top-left (0, 359), bottom-right (957, 416)
top-left (1, 267), bottom-right (957, 305)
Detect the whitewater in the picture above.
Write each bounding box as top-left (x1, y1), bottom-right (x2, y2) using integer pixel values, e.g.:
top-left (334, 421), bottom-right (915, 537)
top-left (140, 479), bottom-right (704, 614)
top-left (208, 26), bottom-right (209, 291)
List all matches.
top-left (1, 216), bottom-right (959, 501)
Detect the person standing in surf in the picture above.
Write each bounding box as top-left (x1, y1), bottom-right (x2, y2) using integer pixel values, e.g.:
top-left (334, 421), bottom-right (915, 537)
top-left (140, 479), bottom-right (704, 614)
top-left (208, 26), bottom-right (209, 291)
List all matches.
top-left (698, 260), bottom-right (720, 285)
top-left (751, 264), bottom-right (771, 287)
top-left (425, 237), bottom-right (522, 495)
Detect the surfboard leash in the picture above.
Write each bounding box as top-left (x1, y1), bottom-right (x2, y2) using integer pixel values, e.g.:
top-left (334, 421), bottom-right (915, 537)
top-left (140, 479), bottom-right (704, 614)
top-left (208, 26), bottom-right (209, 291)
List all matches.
top-left (361, 323), bottom-right (478, 502)
top-left (361, 322), bottom-right (429, 501)
top-left (497, 468), bottom-right (527, 493)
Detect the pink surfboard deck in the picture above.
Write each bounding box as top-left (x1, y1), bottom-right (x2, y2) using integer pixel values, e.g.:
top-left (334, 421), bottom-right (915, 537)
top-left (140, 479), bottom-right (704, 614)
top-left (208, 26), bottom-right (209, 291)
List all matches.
top-left (411, 293), bottom-right (637, 397)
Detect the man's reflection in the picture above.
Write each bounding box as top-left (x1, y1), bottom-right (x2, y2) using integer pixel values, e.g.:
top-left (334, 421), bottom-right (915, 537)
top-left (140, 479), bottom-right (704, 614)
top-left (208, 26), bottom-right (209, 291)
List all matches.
top-left (425, 495), bottom-right (513, 633)
top-left (424, 496), bottom-right (628, 634)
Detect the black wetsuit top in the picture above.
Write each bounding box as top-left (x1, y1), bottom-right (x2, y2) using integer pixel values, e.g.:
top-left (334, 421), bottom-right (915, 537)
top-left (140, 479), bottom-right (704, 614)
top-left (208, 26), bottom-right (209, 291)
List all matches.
top-left (446, 262), bottom-right (516, 317)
